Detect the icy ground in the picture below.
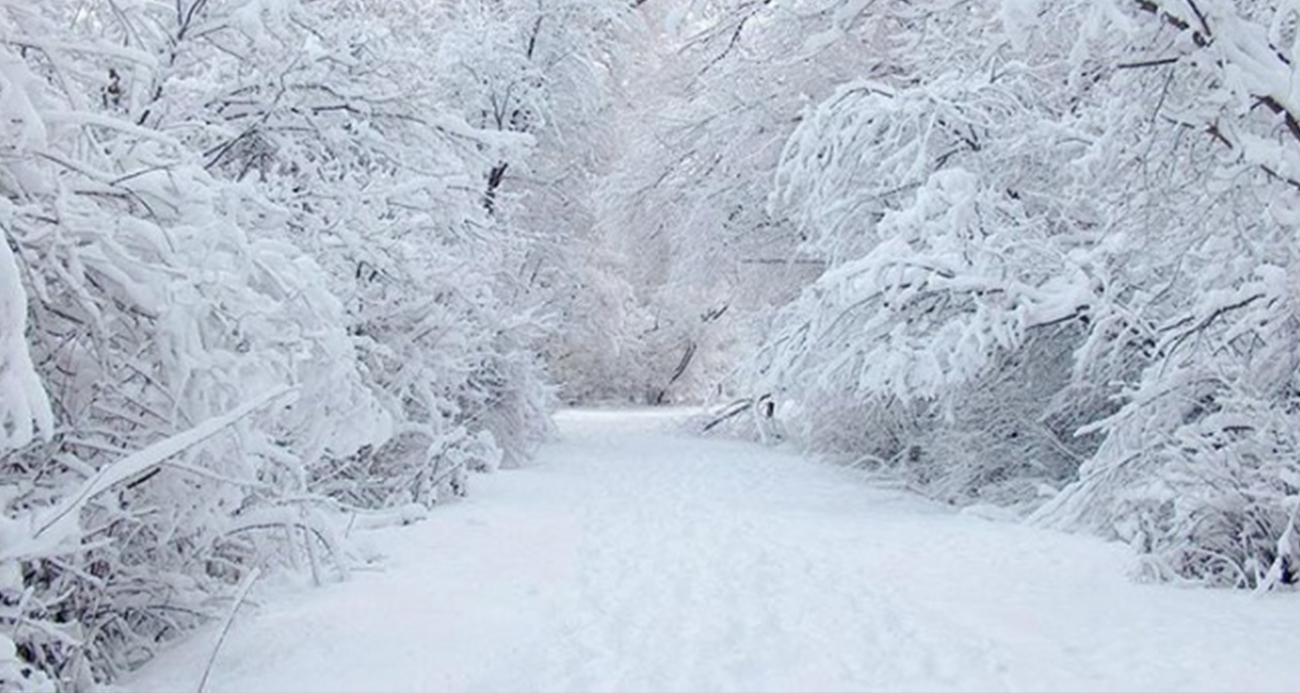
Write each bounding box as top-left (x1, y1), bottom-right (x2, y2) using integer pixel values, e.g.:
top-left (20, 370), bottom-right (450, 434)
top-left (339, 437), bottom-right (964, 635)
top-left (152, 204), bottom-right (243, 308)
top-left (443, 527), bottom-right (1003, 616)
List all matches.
top-left (126, 409), bottom-right (1300, 693)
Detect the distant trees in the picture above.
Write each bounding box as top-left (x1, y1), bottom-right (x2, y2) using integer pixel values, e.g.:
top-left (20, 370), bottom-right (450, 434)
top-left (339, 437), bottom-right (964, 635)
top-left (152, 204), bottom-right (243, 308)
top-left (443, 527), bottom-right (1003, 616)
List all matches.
top-left (428, 0), bottom-right (648, 407)
top-left (592, 0), bottom-right (846, 403)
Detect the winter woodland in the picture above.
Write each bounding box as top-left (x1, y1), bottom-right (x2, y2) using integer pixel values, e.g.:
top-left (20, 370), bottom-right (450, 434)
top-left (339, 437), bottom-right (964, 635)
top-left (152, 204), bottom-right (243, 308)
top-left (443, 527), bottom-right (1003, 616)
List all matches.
top-left (1, 0), bottom-right (1298, 689)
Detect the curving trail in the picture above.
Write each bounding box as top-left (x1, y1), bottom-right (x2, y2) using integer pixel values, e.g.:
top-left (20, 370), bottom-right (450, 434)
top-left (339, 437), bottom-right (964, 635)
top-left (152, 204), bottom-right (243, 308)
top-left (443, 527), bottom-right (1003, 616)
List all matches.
top-left (127, 409), bottom-right (1300, 693)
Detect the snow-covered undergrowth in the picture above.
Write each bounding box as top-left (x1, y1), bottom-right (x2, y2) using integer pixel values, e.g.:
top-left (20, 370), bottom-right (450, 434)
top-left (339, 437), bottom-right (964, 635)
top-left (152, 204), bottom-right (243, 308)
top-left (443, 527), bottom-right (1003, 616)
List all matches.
top-left (0, 0), bottom-right (634, 688)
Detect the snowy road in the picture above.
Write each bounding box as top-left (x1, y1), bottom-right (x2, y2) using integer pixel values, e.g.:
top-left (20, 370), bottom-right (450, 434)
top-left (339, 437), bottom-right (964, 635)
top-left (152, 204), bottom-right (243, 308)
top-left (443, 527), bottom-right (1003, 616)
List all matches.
top-left (128, 409), bottom-right (1300, 693)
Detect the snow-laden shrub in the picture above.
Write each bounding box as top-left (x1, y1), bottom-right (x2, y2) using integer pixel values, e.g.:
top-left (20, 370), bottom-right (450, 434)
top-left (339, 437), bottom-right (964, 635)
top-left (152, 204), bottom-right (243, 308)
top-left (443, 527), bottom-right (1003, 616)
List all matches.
top-left (734, 0), bottom-right (1300, 587)
top-left (761, 325), bottom-right (1098, 510)
top-left (1022, 0), bottom-right (1300, 589)
top-left (754, 69), bottom-right (1104, 503)
top-left (0, 0), bottom-right (562, 686)
top-left (99, 0), bottom-right (558, 484)
top-left (1036, 255), bottom-right (1300, 589)
top-left (4, 194), bottom-right (380, 686)
top-left (903, 325), bottom-right (1102, 507)
top-left (0, 86), bottom-right (387, 683)
top-left (1039, 390), bottom-right (1300, 589)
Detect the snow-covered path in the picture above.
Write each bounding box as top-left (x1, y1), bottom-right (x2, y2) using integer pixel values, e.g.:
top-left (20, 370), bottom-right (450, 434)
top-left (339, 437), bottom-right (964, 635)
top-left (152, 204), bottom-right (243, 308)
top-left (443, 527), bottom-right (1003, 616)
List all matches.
top-left (128, 409), bottom-right (1300, 693)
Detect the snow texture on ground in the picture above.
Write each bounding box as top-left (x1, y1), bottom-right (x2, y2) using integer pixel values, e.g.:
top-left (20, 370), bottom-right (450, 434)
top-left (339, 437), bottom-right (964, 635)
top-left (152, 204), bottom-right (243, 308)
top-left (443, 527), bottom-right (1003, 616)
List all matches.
top-left (125, 408), bottom-right (1300, 693)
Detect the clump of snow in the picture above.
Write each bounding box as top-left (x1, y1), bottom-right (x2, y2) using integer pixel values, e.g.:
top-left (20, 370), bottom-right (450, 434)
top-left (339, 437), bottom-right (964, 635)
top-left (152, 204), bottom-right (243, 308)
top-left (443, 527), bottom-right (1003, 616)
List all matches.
top-left (0, 633), bottom-right (53, 693)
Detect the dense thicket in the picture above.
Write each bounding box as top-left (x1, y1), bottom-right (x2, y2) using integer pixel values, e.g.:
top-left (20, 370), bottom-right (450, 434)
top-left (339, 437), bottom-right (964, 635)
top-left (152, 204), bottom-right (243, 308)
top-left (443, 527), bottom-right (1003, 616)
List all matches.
top-left (0, 0), bottom-right (631, 688)
top-left (615, 0), bottom-right (1300, 591)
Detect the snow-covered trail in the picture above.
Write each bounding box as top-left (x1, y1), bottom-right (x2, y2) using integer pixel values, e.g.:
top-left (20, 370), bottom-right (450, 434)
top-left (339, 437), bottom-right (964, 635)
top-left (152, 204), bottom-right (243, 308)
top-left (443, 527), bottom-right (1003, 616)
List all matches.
top-left (128, 409), bottom-right (1300, 693)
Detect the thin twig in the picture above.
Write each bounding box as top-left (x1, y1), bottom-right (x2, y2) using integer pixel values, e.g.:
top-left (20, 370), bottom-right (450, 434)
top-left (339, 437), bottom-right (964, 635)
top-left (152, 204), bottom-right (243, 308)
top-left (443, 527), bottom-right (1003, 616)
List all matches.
top-left (197, 566), bottom-right (261, 693)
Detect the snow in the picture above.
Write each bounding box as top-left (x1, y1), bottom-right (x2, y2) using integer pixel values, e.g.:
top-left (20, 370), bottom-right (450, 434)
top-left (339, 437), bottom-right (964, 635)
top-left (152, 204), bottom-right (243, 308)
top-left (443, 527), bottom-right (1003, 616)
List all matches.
top-left (123, 408), bottom-right (1300, 693)
top-left (0, 230), bottom-right (52, 452)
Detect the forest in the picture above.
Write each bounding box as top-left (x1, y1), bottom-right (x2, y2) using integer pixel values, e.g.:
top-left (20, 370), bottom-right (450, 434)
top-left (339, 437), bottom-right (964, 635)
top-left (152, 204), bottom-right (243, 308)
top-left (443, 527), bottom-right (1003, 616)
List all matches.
top-left (1, 0), bottom-right (1298, 689)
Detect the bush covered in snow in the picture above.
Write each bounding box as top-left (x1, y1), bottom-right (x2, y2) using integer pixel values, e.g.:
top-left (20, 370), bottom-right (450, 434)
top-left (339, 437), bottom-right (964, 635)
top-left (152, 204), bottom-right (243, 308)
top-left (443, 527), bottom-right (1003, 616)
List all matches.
top-left (0, 0), bottom-right (631, 687)
top-left (648, 0), bottom-right (1300, 590)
